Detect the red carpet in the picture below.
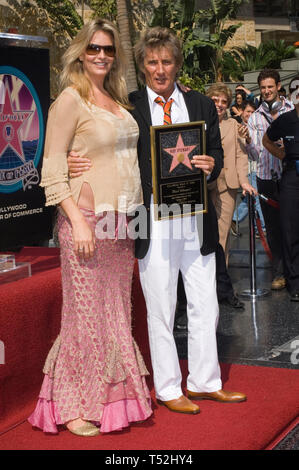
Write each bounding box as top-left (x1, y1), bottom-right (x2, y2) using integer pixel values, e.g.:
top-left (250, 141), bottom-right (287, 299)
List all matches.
top-left (0, 248), bottom-right (62, 435)
top-left (0, 363), bottom-right (298, 450)
top-left (0, 248), bottom-right (298, 450)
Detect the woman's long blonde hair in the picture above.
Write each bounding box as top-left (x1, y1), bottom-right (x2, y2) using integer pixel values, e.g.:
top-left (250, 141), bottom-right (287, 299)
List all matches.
top-left (60, 18), bottom-right (131, 108)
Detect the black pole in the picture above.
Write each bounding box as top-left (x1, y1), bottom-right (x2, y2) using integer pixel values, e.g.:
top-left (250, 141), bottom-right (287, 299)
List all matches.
top-left (248, 193), bottom-right (257, 295)
top-left (240, 193), bottom-right (270, 300)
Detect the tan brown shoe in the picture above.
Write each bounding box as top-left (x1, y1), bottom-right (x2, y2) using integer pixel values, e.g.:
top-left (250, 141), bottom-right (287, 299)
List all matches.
top-left (187, 389), bottom-right (247, 403)
top-left (157, 395), bottom-right (200, 414)
top-left (271, 276), bottom-right (286, 290)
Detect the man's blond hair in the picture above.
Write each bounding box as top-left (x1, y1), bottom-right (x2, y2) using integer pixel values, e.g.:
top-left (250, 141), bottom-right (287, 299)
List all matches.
top-left (134, 26), bottom-right (183, 84)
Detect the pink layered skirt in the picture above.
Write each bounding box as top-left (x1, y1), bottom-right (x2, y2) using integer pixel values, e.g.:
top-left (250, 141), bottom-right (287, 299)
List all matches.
top-left (28, 209), bottom-right (152, 434)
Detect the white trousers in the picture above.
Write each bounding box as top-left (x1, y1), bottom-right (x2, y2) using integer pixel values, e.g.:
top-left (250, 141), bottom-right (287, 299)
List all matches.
top-left (138, 203), bottom-right (222, 401)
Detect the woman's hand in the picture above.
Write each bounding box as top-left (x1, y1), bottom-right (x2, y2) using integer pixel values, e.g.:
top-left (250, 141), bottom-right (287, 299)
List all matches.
top-left (241, 182), bottom-right (258, 197)
top-left (68, 151), bottom-right (92, 178)
top-left (191, 154), bottom-right (215, 176)
top-left (59, 197), bottom-right (95, 260)
top-left (236, 85), bottom-right (251, 96)
top-left (231, 106), bottom-right (242, 116)
top-left (72, 217), bottom-right (95, 260)
top-left (176, 81), bottom-right (192, 93)
top-left (238, 123), bottom-right (251, 143)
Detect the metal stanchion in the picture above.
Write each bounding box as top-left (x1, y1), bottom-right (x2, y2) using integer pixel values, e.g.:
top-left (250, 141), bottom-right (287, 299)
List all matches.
top-left (240, 193), bottom-right (270, 299)
top-left (235, 190), bottom-right (241, 237)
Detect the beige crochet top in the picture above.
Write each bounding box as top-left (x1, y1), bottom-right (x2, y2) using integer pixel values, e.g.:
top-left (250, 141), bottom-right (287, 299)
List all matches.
top-left (40, 87), bottom-right (143, 214)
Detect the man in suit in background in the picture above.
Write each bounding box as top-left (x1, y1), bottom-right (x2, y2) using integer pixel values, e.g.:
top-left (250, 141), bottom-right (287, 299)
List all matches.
top-left (68, 26), bottom-right (246, 413)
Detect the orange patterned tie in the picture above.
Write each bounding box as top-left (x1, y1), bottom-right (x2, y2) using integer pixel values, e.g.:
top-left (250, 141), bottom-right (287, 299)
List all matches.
top-left (155, 97), bottom-right (174, 125)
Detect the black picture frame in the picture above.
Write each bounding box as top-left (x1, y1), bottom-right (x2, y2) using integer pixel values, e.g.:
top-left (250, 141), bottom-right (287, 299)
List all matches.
top-left (150, 121), bottom-right (208, 221)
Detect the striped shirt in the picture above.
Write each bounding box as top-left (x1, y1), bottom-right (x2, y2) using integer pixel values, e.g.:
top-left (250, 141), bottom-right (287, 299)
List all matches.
top-left (247, 98), bottom-right (294, 179)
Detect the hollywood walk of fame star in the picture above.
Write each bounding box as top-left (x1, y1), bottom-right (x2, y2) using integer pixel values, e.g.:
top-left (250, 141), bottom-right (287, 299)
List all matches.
top-left (163, 133), bottom-right (197, 173)
top-left (0, 81), bottom-right (33, 163)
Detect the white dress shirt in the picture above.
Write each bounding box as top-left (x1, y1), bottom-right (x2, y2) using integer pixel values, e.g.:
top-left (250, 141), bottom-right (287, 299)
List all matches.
top-left (146, 83), bottom-right (190, 126)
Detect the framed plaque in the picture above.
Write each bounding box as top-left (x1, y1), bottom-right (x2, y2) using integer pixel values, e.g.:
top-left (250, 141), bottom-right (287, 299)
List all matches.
top-left (150, 121), bottom-right (208, 220)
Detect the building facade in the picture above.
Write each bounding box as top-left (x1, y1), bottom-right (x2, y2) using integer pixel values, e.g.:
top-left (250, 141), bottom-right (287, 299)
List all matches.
top-left (195, 0), bottom-right (299, 48)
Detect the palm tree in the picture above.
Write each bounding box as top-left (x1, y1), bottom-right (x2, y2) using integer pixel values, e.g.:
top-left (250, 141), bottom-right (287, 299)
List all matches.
top-left (222, 40), bottom-right (297, 81)
top-left (151, 0), bottom-right (246, 83)
top-left (222, 44), bottom-right (275, 81)
top-left (262, 40), bottom-right (296, 68)
top-left (195, 0), bottom-right (246, 82)
top-left (116, 0), bottom-right (138, 93)
top-left (34, 0), bottom-right (83, 38)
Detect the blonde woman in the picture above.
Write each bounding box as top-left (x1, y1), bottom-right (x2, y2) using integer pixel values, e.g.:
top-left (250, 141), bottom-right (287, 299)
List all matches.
top-left (206, 83), bottom-right (256, 265)
top-left (28, 18), bottom-right (152, 437)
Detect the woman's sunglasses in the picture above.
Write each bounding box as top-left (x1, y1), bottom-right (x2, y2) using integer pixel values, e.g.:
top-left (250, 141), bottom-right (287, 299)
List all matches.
top-left (86, 43), bottom-right (116, 57)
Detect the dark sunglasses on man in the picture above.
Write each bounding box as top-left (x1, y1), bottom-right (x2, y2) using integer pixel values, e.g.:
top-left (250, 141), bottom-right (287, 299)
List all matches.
top-left (86, 43), bottom-right (116, 57)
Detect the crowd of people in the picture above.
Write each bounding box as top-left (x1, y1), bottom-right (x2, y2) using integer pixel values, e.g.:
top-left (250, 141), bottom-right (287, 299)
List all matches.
top-left (218, 72), bottom-right (299, 297)
top-left (27, 16), bottom-right (299, 437)
top-left (176, 70), bottom-right (299, 332)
